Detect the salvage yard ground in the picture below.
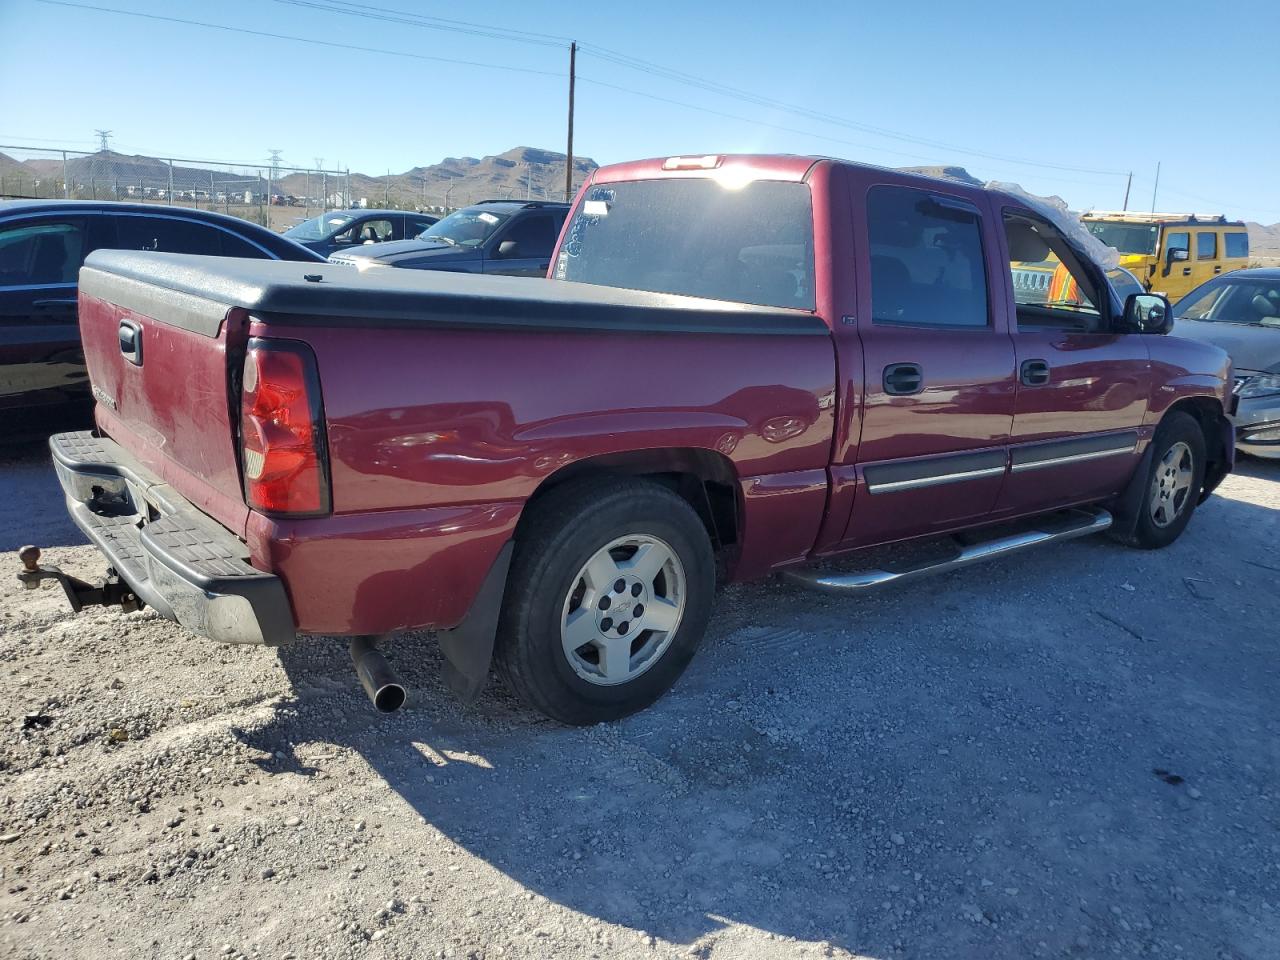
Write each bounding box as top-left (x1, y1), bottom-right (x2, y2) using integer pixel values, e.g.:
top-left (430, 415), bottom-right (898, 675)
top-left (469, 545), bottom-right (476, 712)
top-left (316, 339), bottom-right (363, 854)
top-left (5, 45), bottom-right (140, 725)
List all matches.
top-left (1, 440), bottom-right (1278, 960)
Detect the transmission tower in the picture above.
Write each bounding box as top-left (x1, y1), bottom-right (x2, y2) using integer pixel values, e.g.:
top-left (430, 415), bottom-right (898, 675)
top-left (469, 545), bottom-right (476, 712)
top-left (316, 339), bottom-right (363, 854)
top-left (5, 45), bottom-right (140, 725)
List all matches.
top-left (95, 129), bottom-right (113, 152)
top-left (267, 149), bottom-right (283, 180)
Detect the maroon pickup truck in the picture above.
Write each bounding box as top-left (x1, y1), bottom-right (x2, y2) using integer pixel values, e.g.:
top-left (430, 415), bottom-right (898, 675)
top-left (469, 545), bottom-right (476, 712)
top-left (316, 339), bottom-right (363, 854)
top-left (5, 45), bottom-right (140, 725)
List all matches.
top-left (22, 154), bottom-right (1234, 724)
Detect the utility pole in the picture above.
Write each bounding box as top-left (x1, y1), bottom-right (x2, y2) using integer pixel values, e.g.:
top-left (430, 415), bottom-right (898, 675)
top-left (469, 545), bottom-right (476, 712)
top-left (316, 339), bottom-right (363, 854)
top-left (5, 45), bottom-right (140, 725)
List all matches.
top-left (1122, 171), bottom-right (1132, 211)
top-left (1150, 161), bottom-right (1161, 214)
top-left (564, 41), bottom-right (576, 202)
top-left (94, 129), bottom-right (112, 152)
top-left (526, 163), bottom-right (531, 200)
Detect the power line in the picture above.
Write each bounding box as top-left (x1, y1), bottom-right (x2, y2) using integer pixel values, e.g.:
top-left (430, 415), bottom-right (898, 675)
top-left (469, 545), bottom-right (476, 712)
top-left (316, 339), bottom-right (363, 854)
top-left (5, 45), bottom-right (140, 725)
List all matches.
top-left (34, 0), bottom-right (566, 79)
top-left (270, 0), bottom-right (570, 48)
top-left (574, 75), bottom-right (1122, 190)
top-left (263, 0), bottom-right (1126, 179)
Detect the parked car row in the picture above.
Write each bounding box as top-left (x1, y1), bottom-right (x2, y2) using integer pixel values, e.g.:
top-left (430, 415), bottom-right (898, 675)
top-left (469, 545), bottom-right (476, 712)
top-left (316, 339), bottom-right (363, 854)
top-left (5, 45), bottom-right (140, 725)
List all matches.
top-left (326, 200), bottom-right (569, 277)
top-left (21, 154), bottom-right (1238, 725)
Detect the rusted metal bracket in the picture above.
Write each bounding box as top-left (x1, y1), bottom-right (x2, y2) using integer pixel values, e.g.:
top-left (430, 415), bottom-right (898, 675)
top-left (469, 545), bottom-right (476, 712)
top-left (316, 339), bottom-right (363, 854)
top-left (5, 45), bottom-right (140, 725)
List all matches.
top-left (17, 545), bottom-right (141, 613)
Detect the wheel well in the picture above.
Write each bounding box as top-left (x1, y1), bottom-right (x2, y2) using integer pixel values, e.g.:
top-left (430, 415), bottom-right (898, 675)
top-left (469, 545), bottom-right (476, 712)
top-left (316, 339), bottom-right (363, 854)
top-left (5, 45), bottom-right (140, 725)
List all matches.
top-left (1164, 396), bottom-right (1230, 495)
top-left (1165, 396), bottom-right (1223, 451)
top-left (519, 449), bottom-right (741, 550)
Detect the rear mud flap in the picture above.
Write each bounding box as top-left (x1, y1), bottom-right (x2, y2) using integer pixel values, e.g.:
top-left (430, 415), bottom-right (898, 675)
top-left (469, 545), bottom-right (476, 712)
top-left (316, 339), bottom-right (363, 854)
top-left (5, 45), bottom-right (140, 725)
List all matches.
top-left (436, 541), bottom-right (513, 703)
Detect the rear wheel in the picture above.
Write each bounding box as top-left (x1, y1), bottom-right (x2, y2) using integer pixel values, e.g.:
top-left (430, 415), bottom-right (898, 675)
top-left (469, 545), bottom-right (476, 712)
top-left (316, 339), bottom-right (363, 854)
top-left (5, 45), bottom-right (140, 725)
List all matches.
top-left (1123, 411), bottom-right (1206, 549)
top-left (494, 477), bottom-right (715, 725)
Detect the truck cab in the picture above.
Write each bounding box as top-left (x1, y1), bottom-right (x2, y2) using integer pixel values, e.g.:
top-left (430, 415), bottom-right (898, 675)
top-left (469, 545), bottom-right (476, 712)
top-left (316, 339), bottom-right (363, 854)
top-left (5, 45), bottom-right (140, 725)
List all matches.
top-left (1082, 211), bottom-right (1250, 302)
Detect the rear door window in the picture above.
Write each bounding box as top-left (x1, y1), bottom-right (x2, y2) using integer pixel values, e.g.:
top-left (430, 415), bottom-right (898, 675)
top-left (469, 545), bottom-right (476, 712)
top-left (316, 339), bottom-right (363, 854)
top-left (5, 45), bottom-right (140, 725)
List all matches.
top-left (218, 231), bottom-right (270, 258)
top-left (115, 216), bottom-right (221, 255)
top-left (867, 185), bottom-right (989, 328)
top-left (557, 178), bottom-right (815, 310)
top-left (0, 220), bottom-right (86, 286)
top-left (1225, 232), bottom-right (1249, 258)
top-left (1196, 232), bottom-right (1217, 260)
top-left (496, 214), bottom-right (558, 259)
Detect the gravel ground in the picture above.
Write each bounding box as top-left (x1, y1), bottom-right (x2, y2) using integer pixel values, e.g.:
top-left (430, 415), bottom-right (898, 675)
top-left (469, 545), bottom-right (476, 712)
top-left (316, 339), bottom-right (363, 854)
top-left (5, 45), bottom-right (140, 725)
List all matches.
top-left (1, 439), bottom-right (1278, 960)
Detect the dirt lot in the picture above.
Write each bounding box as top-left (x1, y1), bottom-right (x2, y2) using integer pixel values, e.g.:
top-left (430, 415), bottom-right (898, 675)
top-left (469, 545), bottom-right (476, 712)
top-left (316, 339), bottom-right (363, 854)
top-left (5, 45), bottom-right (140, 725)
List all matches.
top-left (1, 439), bottom-right (1278, 960)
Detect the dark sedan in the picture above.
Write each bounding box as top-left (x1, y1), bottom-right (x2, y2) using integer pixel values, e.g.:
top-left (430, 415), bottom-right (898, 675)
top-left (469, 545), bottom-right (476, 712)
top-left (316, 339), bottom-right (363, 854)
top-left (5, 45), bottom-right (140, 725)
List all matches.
top-left (328, 200), bottom-right (568, 278)
top-left (0, 200), bottom-right (323, 426)
top-left (284, 209), bottom-right (438, 257)
top-left (1173, 267), bottom-right (1280, 459)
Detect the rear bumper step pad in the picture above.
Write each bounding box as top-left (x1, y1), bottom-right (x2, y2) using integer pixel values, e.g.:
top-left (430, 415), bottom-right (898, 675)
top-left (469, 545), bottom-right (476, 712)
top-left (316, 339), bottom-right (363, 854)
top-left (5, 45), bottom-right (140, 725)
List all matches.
top-left (47, 430), bottom-right (295, 644)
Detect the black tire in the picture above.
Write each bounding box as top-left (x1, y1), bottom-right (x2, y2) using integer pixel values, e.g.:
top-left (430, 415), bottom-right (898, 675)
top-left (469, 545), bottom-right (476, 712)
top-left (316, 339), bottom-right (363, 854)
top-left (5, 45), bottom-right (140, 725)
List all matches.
top-left (494, 476), bottom-right (716, 725)
top-left (1121, 411), bottom-right (1206, 549)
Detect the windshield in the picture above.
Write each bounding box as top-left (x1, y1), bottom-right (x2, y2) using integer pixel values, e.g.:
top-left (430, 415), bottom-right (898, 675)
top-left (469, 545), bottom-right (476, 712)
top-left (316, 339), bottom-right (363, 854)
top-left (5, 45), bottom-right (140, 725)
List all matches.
top-left (1085, 221), bottom-right (1159, 256)
top-left (555, 178), bottom-right (815, 310)
top-left (418, 208), bottom-right (509, 247)
top-left (1175, 278), bottom-right (1280, 326)
top-left (284, 213), bottom-right (354, 241)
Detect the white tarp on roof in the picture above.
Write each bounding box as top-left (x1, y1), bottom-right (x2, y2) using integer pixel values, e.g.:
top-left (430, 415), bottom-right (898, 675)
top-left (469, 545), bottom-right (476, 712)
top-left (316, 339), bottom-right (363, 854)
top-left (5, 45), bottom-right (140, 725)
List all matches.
top-left (987, 181), bottom-right (1121, 272)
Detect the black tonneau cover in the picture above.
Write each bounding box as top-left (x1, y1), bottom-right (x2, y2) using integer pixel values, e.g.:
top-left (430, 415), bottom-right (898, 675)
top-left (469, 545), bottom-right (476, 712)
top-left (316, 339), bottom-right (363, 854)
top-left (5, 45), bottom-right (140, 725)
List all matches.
top-left (80, 251), bottom-right (827, 338)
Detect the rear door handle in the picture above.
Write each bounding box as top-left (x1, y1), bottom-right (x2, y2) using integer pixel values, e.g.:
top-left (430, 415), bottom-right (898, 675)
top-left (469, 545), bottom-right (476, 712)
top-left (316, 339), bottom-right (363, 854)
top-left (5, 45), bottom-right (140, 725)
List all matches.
top-left (118, 318), bottom-right (143, 366)
top-left (883, 362), bottom-right (923, 396)
top-left (1020, 358), bottom-right (1050, 386)
top-left (1214, 265), bottom-right (1222, 274)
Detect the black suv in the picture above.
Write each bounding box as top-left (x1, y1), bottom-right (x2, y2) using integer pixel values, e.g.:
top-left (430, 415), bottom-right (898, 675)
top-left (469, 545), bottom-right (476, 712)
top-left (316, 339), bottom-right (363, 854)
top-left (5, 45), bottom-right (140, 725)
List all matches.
top-left (0, 200), bottom-right (322, 423)
top-left (327, 200), bottom-right (569, 277)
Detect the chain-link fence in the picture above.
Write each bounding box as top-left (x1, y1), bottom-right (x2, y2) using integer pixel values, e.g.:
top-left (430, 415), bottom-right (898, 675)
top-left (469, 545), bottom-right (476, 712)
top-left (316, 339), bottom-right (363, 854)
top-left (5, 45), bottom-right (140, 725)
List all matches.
top-left (0, 144), bottom-right (352, 233)
top-left (0, 144), bottom-right (591, 233)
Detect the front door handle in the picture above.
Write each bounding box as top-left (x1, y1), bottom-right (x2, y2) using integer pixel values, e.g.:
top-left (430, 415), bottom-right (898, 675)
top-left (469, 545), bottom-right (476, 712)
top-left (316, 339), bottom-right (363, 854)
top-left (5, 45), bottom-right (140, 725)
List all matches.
top-left (883, 362), bottom-right (923, 396)
top-left (1020, 358), bottom-right (1050, 386)
top-left (1182, 267), bottom-right (1191, 276)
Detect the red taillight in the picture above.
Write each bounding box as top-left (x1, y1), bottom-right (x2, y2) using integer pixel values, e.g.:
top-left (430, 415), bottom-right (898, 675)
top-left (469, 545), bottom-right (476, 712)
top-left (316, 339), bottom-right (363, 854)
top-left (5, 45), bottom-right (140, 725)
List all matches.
top-left (240, 339), bottom-right (330, 516)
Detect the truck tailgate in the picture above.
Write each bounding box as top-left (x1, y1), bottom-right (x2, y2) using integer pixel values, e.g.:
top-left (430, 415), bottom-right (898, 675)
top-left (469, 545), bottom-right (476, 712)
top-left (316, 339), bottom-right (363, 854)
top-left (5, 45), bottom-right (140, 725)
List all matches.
top-left (78, 255), bottom-right (249, 536)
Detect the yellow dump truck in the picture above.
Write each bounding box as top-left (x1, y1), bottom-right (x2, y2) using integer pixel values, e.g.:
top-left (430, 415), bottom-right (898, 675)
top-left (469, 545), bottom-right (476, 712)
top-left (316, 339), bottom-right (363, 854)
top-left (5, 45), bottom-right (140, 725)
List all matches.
top-left (1081, 212), bottom-right (1250, 302)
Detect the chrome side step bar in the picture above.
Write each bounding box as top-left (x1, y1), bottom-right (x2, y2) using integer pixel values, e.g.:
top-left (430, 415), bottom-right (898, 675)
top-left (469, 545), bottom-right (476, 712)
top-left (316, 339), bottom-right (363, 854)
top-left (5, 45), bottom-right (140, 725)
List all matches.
top-left (783, 507), bottom-right (1113, 595)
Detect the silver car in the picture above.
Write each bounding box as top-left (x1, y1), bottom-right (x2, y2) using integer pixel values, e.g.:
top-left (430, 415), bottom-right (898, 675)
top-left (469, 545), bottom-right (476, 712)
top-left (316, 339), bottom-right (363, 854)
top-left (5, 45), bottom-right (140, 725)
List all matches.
top-left (1173, 268), bottom-right (1280, 459)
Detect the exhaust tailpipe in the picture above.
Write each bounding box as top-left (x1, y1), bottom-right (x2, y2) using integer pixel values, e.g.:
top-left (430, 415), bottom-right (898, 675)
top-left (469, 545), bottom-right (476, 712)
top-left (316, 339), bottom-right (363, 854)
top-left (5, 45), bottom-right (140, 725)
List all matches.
top-left (349, 636), bottom-right (407, 713)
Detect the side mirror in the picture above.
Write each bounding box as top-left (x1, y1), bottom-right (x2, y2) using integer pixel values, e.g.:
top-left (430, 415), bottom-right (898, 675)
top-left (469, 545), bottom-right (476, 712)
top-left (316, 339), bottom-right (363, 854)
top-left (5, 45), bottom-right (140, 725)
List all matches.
top-left (1124, 292), bottom-right (1173, 335)
top-left (496, 240), bottom-right (520, 259)
top-left (1161, 246), bottom-right (1189, 277)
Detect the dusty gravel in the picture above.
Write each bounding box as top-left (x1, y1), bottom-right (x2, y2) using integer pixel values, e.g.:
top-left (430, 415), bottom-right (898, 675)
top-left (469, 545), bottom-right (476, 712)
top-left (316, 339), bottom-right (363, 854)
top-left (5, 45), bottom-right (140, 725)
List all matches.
top-left (1, 439), bottom-right (1278, 960)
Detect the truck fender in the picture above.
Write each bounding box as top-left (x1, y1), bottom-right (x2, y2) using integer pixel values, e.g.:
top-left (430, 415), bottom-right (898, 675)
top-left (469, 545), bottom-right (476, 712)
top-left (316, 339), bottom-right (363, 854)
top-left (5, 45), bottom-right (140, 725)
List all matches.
top-left (436, 540), bottom-right (513, 702)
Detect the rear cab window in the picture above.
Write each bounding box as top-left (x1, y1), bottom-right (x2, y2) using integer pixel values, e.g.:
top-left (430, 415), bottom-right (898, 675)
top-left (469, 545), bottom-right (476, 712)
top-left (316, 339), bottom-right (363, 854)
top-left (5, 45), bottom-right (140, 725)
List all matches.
top-left (555, 178), bottom-right (815, 310)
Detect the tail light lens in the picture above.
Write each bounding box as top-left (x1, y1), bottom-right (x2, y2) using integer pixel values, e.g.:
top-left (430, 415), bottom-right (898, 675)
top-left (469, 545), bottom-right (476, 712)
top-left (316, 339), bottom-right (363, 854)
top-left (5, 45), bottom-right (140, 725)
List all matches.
top-left (240, 338), bottom-right (331, 515)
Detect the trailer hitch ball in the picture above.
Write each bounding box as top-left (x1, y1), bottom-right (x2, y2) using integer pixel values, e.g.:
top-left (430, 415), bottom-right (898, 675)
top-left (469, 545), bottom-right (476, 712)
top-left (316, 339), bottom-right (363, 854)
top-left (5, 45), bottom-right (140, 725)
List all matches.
top-left (18, 545), bottom-right (44, 590)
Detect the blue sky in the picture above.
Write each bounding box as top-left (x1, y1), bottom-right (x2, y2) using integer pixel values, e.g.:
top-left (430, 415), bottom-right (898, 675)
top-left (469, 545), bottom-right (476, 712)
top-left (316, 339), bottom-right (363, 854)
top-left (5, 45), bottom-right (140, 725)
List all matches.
top-left (2, 0), bottom-right (1278, 222)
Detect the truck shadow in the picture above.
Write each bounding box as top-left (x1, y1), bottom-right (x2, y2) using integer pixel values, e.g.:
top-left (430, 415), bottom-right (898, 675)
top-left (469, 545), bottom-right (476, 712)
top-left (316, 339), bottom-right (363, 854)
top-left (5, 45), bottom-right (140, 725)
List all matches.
top-left (239, 482), bottom-right (1280, 957)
